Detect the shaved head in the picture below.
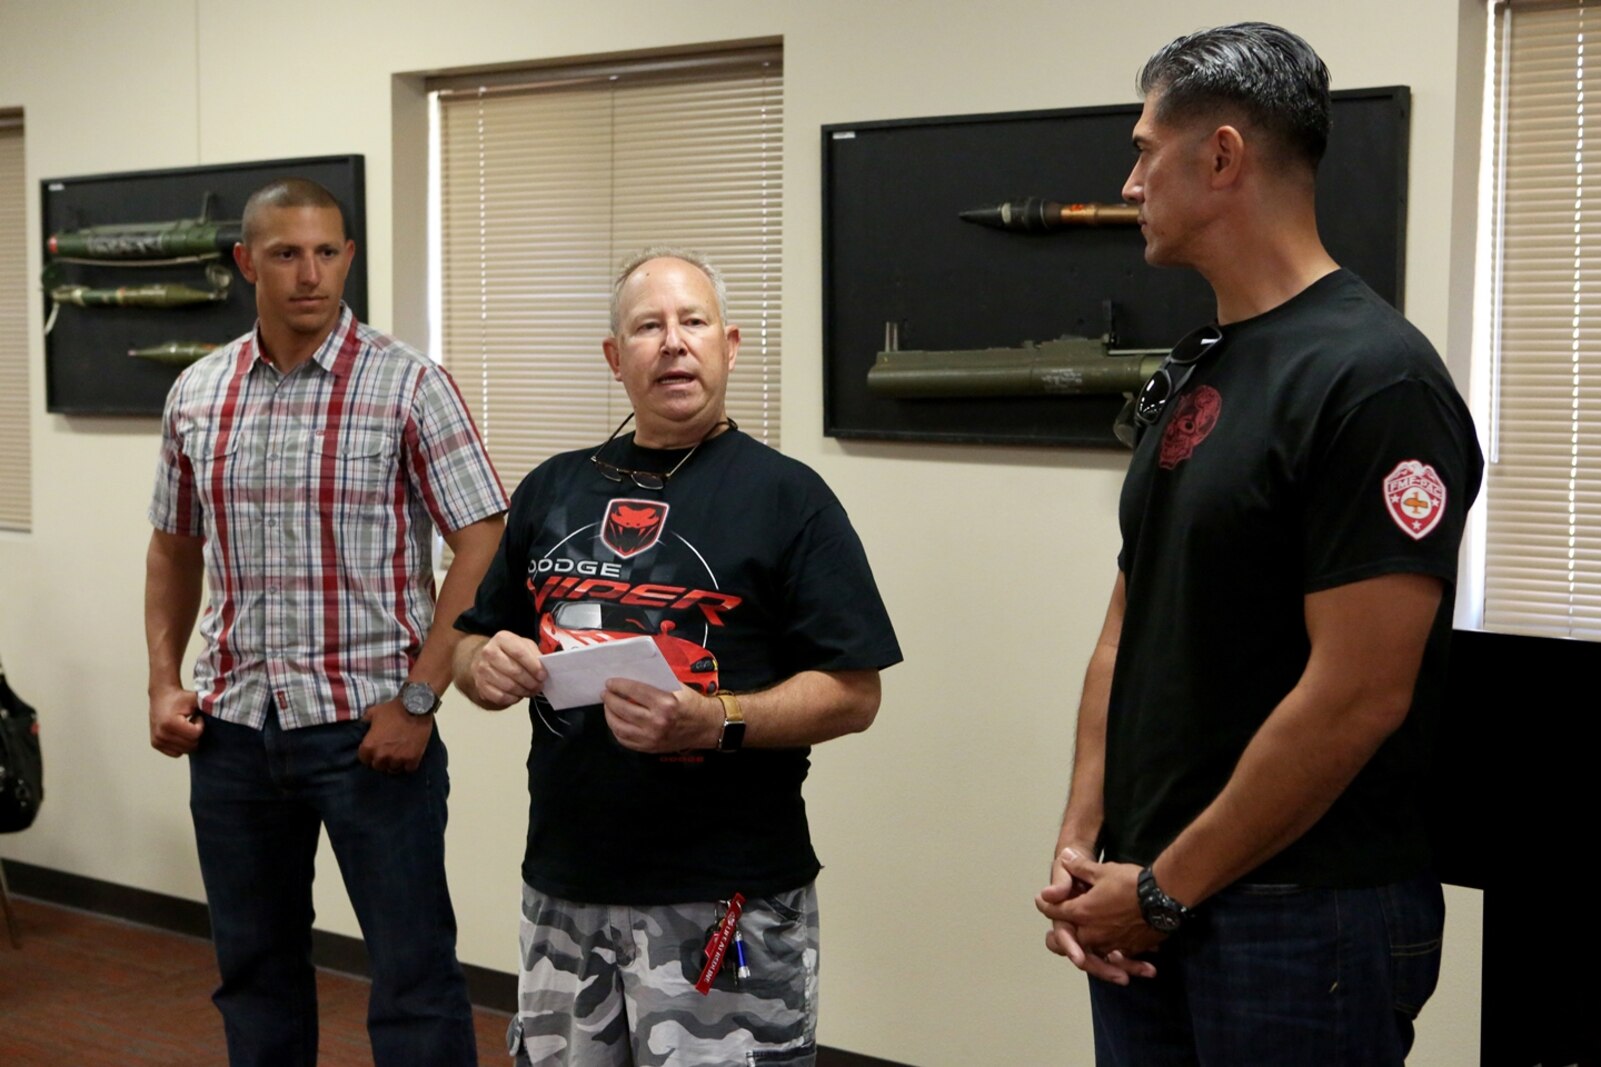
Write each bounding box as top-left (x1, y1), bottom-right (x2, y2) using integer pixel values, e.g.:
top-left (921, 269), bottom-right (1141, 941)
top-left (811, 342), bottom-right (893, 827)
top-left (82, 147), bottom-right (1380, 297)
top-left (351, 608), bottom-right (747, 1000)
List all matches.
top-left (241, 177), bottom-right (348, 247)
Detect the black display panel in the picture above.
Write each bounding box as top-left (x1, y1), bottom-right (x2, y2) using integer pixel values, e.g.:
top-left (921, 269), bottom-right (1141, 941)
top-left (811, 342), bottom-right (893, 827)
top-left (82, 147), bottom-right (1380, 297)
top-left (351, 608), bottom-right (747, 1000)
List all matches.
top-left (821, 89), bottom-right (1409, 447)
top-left (1433, 629), bottom-right (1598, 1067)
top-left (40, 154), bottom-right (366, 416)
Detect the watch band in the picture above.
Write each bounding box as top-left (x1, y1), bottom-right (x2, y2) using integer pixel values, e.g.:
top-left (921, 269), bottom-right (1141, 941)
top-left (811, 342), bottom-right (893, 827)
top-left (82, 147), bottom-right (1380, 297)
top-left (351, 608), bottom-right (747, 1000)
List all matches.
top-left (1137, 865), bottom-right (1194, 934)
top-left (715, 691), bottom-right (745, 752)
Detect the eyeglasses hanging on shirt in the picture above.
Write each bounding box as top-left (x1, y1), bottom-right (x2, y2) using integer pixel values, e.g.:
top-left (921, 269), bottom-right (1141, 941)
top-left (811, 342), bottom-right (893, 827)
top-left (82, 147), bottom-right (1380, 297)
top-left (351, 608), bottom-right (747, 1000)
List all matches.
top-left (590, 415), bottom-right (739, 490)
top-left (1113, 324), bottom-right (1225, 449)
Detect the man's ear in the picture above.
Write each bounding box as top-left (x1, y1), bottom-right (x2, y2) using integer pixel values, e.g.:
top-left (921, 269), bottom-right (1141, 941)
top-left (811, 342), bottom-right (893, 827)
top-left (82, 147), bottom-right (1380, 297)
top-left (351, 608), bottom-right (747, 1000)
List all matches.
top-left (722, 324), bottom-right (740, 373)
top-left (232, 242), bottom-right (256, 284)
top-left (602, 336), bottom-right (623, 381)
top-left (1209, 125), bottom-right (1246, 188)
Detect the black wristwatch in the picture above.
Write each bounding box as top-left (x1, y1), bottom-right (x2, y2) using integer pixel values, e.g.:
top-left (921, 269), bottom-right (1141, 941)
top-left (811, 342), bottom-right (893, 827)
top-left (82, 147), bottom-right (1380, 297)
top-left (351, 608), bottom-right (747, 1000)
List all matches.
top-left (1137, 866), bottom-right (1194, 934)
top-left (399, 681), bottom-right (441, 717)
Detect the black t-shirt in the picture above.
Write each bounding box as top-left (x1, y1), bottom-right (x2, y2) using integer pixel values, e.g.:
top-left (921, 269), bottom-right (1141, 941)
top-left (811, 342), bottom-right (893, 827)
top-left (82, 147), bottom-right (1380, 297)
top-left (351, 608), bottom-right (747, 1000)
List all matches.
top-left (457, 428), bottom-right (902, 904)
top-left (1107, 269), bottom-right (1484, 887)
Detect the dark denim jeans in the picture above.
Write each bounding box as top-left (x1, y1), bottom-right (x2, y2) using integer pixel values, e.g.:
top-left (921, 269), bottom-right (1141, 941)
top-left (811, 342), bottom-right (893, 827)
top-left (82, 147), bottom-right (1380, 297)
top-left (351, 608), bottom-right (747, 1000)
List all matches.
top-left (189, 713), bottom-right (477, 1066)
top-left (1089, 875), bottom-right (1445, 1066)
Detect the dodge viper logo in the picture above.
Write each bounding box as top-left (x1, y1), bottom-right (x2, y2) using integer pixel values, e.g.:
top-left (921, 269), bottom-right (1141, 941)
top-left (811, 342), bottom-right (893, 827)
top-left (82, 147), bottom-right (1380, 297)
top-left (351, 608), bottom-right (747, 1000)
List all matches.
top-left (602, 498), bottom-right (669, 558)
top-left (1383, 460), bottom-right (1447, 540)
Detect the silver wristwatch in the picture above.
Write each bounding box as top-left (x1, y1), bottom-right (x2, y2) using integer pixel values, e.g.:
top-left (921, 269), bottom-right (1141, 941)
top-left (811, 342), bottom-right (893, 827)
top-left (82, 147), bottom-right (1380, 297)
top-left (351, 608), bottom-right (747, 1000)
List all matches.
top-left (399, 681), bottom-right (441, 717)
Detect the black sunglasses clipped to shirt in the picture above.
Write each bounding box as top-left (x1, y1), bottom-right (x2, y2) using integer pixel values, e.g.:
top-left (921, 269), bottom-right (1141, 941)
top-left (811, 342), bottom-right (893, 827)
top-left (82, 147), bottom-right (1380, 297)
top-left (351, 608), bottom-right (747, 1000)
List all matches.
top-left (1113, 324), bottom-right (1224, 448)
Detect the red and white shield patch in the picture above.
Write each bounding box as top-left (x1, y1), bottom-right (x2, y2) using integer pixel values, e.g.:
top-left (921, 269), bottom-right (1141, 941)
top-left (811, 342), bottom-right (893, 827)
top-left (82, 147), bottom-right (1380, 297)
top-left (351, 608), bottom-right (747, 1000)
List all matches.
top-left (1382, 460), bottom-right (1448, 541)
top-left (601, 498), bottom-right (670, 558)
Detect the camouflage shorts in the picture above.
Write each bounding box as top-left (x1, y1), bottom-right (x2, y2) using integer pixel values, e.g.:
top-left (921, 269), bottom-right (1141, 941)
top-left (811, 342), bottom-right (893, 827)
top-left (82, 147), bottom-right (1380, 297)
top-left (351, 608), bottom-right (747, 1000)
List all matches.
top-left (508, 882), bottom-right (820, 1067)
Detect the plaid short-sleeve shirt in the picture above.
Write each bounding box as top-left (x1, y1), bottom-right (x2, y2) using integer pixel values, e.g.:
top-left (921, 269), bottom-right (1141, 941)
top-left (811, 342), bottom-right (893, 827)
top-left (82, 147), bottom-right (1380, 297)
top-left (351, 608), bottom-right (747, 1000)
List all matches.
top-left (149, 306), bottom-right (508, 728)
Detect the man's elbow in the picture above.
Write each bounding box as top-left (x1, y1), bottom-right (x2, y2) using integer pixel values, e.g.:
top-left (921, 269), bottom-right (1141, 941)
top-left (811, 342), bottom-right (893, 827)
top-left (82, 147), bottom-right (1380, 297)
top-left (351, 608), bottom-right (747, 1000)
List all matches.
top-left (837, 674), bottom-right (882, 735)
top-left (1350, 685), bottom-right (1416, 742)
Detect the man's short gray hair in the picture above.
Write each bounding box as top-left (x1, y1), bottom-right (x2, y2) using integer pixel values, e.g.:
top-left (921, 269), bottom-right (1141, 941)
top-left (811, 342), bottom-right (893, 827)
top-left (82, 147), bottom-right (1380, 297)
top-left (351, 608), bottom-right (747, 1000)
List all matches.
top-left (609, 246), bottom-right (728, 335)
top-left (1137, 22), bottom-right (1331, 172)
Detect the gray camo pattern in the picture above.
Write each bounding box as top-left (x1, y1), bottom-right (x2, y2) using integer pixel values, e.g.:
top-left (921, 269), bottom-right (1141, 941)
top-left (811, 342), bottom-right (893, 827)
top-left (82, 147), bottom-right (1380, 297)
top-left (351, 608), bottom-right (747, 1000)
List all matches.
top-left (509, 883), bottom-right (819, 1066)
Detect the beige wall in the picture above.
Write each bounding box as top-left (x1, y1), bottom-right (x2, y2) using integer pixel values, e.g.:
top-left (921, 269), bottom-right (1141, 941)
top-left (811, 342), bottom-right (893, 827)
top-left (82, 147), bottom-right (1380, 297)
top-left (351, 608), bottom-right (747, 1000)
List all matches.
top-left (0, 2), bottom-right (1485, 1063)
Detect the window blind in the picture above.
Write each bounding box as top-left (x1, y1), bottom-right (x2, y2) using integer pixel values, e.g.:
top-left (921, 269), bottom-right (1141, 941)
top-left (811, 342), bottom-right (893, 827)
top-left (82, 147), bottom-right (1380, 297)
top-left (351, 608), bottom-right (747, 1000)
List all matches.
top-left (0, 115), bottom-right (29, 533)
top-left (1484, 0), bottom-right (1601, 638)
top-left (433, 51), bottom-right (782, 489)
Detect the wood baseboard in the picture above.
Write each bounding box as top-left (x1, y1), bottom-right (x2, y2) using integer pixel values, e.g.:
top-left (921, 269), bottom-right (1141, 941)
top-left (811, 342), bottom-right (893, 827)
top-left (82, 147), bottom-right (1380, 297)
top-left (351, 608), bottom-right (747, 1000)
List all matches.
top-left (0, 858), bottom-right (913, 1066)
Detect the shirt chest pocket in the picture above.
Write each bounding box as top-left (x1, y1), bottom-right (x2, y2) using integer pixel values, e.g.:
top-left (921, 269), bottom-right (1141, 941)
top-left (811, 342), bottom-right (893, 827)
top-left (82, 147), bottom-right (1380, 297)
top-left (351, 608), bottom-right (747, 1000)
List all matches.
top-left (310, 426), bottom-right (401, 503)
top-left (180, 430), bottom-right (245, 511)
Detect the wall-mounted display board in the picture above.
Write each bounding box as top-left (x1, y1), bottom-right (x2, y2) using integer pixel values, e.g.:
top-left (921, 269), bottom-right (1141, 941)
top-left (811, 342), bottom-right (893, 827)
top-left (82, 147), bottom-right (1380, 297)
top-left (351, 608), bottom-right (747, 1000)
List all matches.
top-left (40, 155), bottom-right (366, 416)
top-left (821, 89), bottom-right (1408, 447)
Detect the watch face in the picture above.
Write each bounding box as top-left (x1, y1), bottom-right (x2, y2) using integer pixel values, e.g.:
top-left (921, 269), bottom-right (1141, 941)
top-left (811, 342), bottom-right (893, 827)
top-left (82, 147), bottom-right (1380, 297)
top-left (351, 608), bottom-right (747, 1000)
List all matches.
top-left (718, 720), bottom-right (747, 752)
top-left (401, 683), bottom-right (437, 716)
top-left (1137, 867), bottom-right (1187, 934)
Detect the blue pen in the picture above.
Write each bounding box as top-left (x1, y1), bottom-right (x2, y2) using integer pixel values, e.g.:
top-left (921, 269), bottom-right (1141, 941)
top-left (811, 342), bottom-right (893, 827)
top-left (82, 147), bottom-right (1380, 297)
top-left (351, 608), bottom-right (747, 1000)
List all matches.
top-left (732, 926), bottom-right (751, 981)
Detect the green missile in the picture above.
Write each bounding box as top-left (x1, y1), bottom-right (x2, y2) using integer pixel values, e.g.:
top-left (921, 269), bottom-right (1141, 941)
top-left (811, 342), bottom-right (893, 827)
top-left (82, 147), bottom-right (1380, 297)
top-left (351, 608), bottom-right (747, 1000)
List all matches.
top-left (51, 280), bottom-right (229, 308)
top-left (128, 341), bottom-right (221, 366)
top-left (49, 262), bottom-right (232, 308)
top-left (47, 218), bottom-right (241, 261)
top-left (866, 336), bottom-right (1167, 399)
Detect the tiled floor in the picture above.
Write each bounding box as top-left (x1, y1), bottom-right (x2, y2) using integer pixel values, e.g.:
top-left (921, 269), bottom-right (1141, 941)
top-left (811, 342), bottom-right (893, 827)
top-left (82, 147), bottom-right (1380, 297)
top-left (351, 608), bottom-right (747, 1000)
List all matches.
top-left (0, 895), bottom-right (509, 1065)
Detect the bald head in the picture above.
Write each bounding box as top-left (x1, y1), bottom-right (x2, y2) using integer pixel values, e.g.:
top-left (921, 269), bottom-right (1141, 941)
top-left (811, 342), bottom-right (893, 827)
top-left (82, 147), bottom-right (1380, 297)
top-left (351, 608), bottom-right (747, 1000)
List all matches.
top-left (241, 177), bottom-right (348, 247)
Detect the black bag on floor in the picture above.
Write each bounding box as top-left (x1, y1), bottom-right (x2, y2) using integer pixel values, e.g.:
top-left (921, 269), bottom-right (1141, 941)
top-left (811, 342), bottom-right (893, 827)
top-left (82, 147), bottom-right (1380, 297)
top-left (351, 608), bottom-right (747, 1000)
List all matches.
top-left (0, 661), bottom-right (43, 833)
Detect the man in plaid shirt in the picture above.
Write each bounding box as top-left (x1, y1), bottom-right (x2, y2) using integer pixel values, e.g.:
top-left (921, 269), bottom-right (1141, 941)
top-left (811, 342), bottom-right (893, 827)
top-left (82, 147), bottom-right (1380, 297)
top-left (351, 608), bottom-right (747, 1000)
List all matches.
top-left (144, 177), bottom-right (507, 1066)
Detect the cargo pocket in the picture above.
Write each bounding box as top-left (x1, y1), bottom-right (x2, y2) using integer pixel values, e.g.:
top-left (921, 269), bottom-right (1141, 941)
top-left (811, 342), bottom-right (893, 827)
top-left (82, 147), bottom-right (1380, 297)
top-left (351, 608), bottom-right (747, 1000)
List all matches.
top-left (749, 1038), bottom-right (817, 1065)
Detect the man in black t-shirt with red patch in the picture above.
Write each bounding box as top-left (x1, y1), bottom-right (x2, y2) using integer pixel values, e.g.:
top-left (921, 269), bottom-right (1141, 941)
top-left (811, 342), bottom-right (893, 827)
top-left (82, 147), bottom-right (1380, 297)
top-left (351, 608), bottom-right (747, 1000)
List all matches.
top-left (1035, 24), bottom-right (1483, 1066)
top-left (453, 248), bottom-right (900, 1067)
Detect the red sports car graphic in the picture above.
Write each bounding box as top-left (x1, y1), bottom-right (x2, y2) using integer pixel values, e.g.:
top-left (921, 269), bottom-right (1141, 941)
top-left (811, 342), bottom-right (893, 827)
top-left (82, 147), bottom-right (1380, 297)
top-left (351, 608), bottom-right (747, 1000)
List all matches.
top-left (537, 600), bottom-right (720, 695)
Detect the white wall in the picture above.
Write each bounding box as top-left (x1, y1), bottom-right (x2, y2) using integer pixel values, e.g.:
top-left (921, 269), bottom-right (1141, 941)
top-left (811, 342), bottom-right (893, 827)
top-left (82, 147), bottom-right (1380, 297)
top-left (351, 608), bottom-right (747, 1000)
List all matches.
top-left (0, 2), bottom-right (1484, 1064)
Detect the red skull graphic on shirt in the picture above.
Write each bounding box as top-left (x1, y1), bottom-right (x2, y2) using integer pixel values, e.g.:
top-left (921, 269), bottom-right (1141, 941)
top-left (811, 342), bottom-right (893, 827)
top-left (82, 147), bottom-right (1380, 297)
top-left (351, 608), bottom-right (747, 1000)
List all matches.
top-left (1158, 386), bottom-right (1222, 470)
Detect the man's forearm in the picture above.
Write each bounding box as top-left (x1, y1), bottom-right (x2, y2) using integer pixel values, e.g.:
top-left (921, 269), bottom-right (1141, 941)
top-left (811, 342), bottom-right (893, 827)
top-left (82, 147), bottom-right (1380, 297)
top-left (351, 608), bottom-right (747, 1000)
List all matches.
top-left (726, 668), bottom-right (881, 748)
top-left (1151, 573), bottom-right (1443, 908)
top-left (1152, 680), bottom-right (1401, 906)
top-left (1057, 573), bottom-right (1126, 852)
top-left (408, 516), bottom-right (504, 695)
top-left (144, 531), bottom-right (204, 692)
top-left (1058, 641), bottom-right (1113, 852)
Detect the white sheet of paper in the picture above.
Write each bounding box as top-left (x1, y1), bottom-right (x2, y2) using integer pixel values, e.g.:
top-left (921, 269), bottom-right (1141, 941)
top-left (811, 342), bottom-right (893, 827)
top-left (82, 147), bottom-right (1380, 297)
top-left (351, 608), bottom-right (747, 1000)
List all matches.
top-left (538, 636), bottom-right (682, 710)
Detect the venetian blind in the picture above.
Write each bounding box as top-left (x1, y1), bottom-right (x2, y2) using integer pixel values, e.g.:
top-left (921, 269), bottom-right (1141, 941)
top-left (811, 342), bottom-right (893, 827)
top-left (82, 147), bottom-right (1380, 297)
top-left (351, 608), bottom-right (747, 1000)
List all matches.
top-left (1484, 1), bottom-right (1601, 638)
top-left (0, 114), bottom-right (29, 532)
top-left (434, 51), bottom-right (783, 488)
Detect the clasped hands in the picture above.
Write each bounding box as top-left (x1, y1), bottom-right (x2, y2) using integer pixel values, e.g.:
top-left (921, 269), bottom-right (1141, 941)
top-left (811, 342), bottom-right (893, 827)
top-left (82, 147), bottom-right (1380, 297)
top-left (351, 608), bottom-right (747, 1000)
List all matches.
top-left (1035, 847), bottom-right (1163, 984)
top-left (468, 630), bottom-right (719, 752)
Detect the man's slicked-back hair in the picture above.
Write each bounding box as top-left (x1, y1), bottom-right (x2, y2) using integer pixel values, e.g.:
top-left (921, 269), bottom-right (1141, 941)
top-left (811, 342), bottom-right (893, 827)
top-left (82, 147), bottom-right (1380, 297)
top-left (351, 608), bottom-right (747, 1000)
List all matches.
top-left (240, 177), bottom-right (348, 246)
top-left (1137, 22), bottom-right (1331, 172)
top-left (610, 246), bottom-right (728, 335)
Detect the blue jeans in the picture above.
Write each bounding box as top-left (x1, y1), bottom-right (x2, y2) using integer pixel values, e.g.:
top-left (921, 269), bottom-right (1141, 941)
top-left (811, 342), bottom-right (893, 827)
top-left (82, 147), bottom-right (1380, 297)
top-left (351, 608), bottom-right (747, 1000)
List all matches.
top-left (1089, 875), bottom-right (1445, 1066)
top-left (189, 713), bottom-right (477, 1066)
